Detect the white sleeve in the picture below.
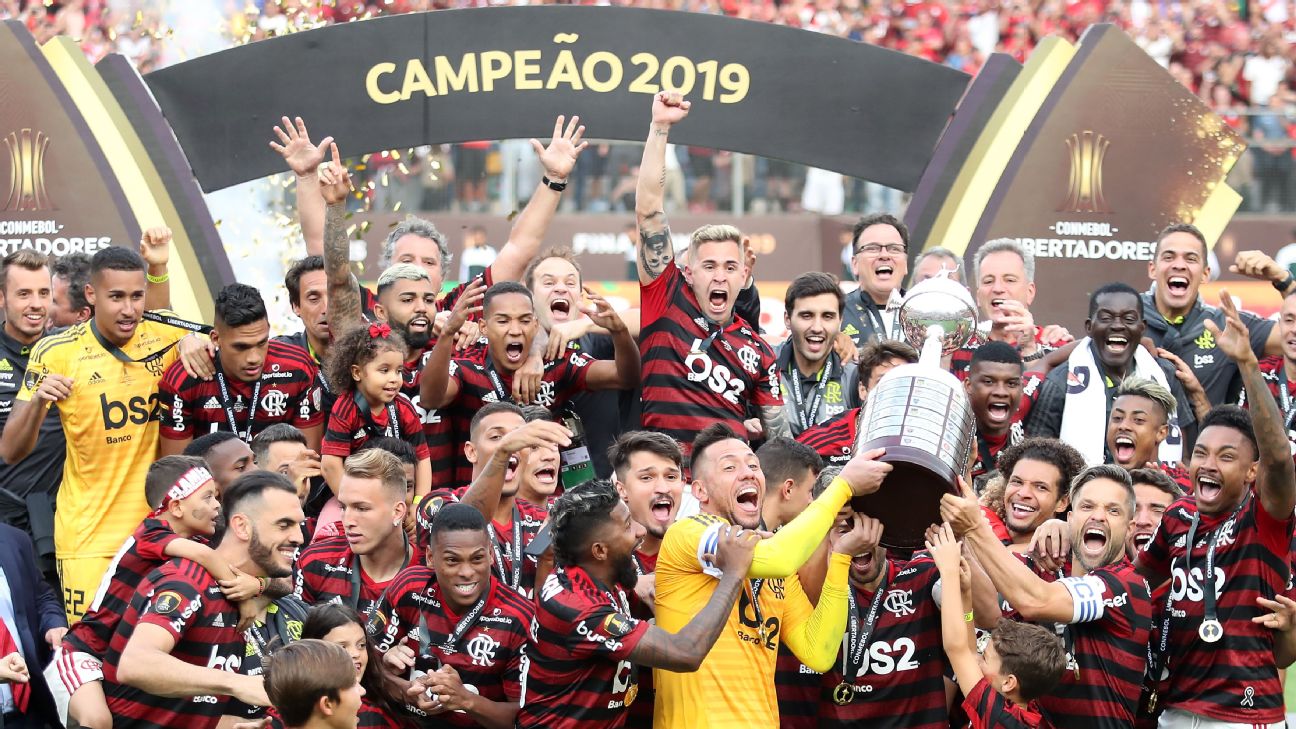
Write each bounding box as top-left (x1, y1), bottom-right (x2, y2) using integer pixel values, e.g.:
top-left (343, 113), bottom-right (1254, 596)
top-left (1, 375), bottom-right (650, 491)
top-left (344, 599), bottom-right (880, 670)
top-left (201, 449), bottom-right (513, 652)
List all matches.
top-left (695, 522), bottom-right (725, 579)
top-left (1058, 574), bottom-right (1108, 623)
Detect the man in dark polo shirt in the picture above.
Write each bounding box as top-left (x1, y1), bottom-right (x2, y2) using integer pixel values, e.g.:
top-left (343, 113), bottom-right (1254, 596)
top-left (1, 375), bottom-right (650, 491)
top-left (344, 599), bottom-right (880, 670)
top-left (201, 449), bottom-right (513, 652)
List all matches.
top-left (0, 251), bottom-right (64, 582)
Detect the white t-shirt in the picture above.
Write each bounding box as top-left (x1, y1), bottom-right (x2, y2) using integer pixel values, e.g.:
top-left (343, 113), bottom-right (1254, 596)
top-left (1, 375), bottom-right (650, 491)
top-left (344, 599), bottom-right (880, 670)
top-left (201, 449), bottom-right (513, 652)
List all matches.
top-left (1243, 54), bottom-right (1290, 106)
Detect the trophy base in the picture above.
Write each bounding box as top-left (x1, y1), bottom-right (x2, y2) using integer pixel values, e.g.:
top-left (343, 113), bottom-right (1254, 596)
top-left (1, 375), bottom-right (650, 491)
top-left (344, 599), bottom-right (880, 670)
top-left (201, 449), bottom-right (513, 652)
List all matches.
top-left (849, 445), bottom-right (961, 550)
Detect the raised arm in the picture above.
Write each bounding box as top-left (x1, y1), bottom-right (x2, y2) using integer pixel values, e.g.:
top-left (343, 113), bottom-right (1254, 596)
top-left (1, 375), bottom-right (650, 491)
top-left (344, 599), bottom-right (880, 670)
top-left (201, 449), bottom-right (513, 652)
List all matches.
top-left (319, 143), bottom-right (364, 337)
top-left (779, 517), bottom-right (865, 672)
top-left (1207, 290), bottom-right (1296, 519)
top-left (577, 288), bottom-right (640, 391)
top-left (418, 279), bottom-right (484, 408)
top-left (490, 116), bottom-right (587, 282)
top-left (458, 421), bottom-right (572, 522)
top-left (139, 227), bottom-right (171, 312)
top-left (628, 525), bottom-right (757, 671)
top-left (927, 524), bottom-right (984, 696)
top-left (635, 93), bottom-right (690, 285)
top-left (269, 116), bottom-right (331, 257)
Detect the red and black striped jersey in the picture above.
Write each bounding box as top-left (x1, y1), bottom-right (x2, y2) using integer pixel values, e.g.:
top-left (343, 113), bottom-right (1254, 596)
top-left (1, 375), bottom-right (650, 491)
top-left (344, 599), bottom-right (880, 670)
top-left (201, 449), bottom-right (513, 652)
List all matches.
top-left (963, 677), bottom-right (1044, 729)
top-left (103, 558), bottom-right (244, 729)
top-left (1138, 495), bottom-right (1293, 724)
top-left (817, 555), bottom-right (949, 728)
top-left (1038, 559), bottom-right (1152, 728)
top-left (639, 263), bottom-right (781, 458)
top-left (413, 490), bottom-right (547, 597)
top-left (970, 373), bottom-right (1042, 479)
top-left (159, 340), bottom-right (323, 442)
top-left (442, 349), bottom-right (594, 487)
top-left (518, 565), bottom-right (649, 729)
top-left (321, 392), bottom-right (429, 461)
top-left (399, 345), bottom-right (462, 495)
top-left (292, 535), bottom-right (401, 617)
top-left (774, 642), bottom-right (821, 729)
top-left (1240, 356), bottom-right (1296, 464)
top-left (368, 566), bottom-right (531, 727)
top-left (796, 407), bottom-right (859, 468)
top-left (625, 550), bottom-right (659, 729)
top-left (64, 518), bottom-right (183, 658)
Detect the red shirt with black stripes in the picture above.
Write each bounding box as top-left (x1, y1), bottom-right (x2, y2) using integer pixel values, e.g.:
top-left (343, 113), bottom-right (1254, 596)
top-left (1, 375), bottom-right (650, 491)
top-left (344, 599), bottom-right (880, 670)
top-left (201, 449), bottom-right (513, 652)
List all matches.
top-left (796, 407), bottom-right (859, 468)
top-left (321, 391), bottom-right (429, 461)
top-left (292, 535), bottom-right (404, 618)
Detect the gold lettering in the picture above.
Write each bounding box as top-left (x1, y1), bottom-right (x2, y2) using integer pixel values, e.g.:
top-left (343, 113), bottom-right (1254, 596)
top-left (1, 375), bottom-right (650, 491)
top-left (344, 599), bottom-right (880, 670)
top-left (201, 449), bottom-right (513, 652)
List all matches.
top-left (481, 51), bottom-right (512, 92)
top-left (514, 50), bottom-right (543, 91)
top-left (545, 50), bottom-right (583, 91)
top-left (366, 62), bottom-right (400, 104)
top-left (435, 53), bottom-right (479, 93)
top-left (581, 51), bottom-right (622, 93)
top-left (400, 59), bottom-right (438, 100)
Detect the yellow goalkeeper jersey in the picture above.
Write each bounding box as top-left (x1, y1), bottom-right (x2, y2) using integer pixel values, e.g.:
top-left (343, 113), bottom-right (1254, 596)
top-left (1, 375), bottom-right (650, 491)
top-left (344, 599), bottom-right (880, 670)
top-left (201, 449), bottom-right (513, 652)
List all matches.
top-left (19, 316), bottom-right (184, 558)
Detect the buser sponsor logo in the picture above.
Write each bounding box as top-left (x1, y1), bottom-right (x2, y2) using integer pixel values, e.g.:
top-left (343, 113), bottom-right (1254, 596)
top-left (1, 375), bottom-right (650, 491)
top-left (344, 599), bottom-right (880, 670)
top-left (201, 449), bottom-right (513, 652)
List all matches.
top-left (100, 392), bottom-right (162, 430)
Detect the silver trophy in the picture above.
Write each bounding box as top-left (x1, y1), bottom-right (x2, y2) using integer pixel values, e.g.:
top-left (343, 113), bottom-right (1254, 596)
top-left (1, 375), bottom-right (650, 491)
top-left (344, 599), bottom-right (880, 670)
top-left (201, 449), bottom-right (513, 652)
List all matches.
top-left (852, 274), bottom-right (979, 549)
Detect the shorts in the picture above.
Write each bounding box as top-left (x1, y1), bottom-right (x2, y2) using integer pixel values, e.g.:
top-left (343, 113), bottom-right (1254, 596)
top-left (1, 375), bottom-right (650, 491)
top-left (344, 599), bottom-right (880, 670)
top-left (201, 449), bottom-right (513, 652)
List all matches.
top-left (1158, 707), bottom-right (1284, 729)
top-left (57, 555), bottom-right (113, 623)
top-left (44, 646), bottom-right (103, 726)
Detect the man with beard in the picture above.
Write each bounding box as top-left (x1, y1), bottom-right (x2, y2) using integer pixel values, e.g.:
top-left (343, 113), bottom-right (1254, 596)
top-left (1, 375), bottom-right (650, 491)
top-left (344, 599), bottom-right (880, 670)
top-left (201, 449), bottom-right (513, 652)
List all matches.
top-left (944, 465), bottom-right (1153, 728)
top-left (1240, 292), bottom-right (1296, 459)
top-left (634, 93), bottom-right (786, 453)
top-left (416, 403), bottom-right (573, 598)
top-left (275, 257), bottom-right (332, 409)
top-left (1027, 282), bottom-right (1196, 466)
top-left (966, 342), bottom-right (1041, 482)
top-left (370, 503), bottom-right (532, 728)
top-left (951, 239), bottom-right (1073, 379)
top-left (840, 213), bottom-right (909, 347)
top-left (525, 247), bottom-right (641, 477)
top-left (159, 284), bottom-right (323, 455)
top-left (653, 425), bottom-right (890, 728)
top-left (1136, 292), bottom-right (1296, 729)
top-left (607, 431), bottom-right (684, 728)
top-left (103, 471), bottom-right (304, 728)
top-left (517, 480), bottom-right (762, 729)
top-left (778, 272), bottom-right (857, 437)
top-left (293, 449), bottom-right (413, 617)
top-left (796, 340), bottom-right (918, 468)
top-left (1142, 224), bottom-right (1285, 407)
top-left (422, 281), bottom-right (638, 488)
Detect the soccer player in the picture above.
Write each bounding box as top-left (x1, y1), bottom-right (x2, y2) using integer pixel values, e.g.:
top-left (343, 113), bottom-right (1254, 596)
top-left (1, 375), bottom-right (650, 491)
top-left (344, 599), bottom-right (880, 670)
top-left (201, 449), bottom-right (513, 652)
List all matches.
top-left (634, 92), bottom-right (785, 452)
top-left (796, 340), bottom-right (917, 467)
top-left (371, 503), bottom-right (532, 728)
top-left (1143, 224), bottom-right (1284, 406)
top-left (103, 471), bottom-right (304, 728)
top-left (262, 639), bottom-right (363, 729)
top-left (159, 283), bottom-right (323, 454)
top-left (1136, 292), bottom-right (1296, 728)
top-left (778, 272), bottom-right (857, 436)
top-left (1027, 283), bottom-right (1196, 466)
top-left (2, 240), bottom-right (190, 622)
top-left (294, 450), bottom-right (414, 617)
top-left (516, 480), bottom-right (760, 728)
top-left (966, 342), bottom-right (1041, 481)
top-left (186, 431), bottom-right (256, 493)
top-left (1240, 291), bottom-right (1296, 457)
top-left (840, 213), bottom-right (909, 347)
top-left (990, 438), bottom-right (1085, 552)
top-left (928, 524), bottom-right (1067, 729)
top-left (1126, 468), bottom-right (1183, 559)
top-left (756, 438), bottom-right (823, 533)
top-left (944, 465), bottom-right (1153, 728)
top-left (653, 425), bottom-right (890, 728)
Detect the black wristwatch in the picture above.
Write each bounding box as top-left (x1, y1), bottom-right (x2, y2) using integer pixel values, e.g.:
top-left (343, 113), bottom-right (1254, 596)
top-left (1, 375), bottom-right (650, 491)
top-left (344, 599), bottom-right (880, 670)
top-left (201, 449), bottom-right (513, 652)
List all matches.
top-left (542, 176), bottom-right (568, 192)
top-left (1273, 273), bottom-right (1296, 293)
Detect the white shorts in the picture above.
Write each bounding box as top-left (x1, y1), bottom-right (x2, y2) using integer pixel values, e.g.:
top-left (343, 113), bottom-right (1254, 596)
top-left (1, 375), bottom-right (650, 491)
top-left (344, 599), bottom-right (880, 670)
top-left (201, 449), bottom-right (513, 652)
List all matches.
top-left (44, 646), bottom-right (103, 726)
top-left (1158, 707), bottom-right (1284, 729)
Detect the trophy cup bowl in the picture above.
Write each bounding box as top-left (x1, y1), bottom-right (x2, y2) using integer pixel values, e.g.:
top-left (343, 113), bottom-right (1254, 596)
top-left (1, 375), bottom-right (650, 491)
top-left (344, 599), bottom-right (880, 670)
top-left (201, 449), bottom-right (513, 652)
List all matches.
top-left (851, 275), bottom-right (979, 549)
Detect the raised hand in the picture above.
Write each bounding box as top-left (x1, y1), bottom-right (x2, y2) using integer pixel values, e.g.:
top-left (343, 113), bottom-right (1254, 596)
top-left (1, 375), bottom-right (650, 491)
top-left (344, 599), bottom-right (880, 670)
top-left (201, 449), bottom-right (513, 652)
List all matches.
top-left (139, 227), bottom-right (172, 268)
top-left (443, 278), bottom-right (487, 340)
top-left (580, 286), bottom-right (628, 334)
top-left (840, 447), bottom-right (892, 497)
top-left (1203, 290), bottom-right (1256, 365)
top-left (497, 420), bottom-right (573, 457)
top-left (651, 91), bottom-right (691, 126)
top-left (938, 476), bottom-right (984, 538)
top-left (925, 522), bottom-right (961, 575)
top-left (318, 142), bottom-right (354, 207)
top-left (269, 116), bottom-right (333, 178)
top-left (831, 512), bottom-right (884, 556)
top-left (530, 115), bottom-right (588, 182)
top-left (1230, 250), bottom-right (1287, 285)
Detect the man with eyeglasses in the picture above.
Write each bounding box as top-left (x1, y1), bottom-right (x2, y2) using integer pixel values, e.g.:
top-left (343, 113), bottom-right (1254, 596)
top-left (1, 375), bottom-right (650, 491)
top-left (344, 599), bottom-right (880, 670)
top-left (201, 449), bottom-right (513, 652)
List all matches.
top-left (840, 213), bottom-right (909, 349)
top-left (1026, 283), bottom-right (1197, 466)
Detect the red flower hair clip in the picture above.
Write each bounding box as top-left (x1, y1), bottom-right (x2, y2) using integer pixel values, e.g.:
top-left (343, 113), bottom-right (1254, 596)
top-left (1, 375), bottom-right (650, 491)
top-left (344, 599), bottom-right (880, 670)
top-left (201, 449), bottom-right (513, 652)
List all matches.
top-left (368, 322), bottom-right (391, 339)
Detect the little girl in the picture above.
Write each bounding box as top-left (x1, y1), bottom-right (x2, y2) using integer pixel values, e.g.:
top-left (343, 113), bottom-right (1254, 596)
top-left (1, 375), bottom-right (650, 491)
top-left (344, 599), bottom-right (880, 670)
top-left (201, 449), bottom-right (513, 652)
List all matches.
top-left (317, 323), bottom-right (431, 537)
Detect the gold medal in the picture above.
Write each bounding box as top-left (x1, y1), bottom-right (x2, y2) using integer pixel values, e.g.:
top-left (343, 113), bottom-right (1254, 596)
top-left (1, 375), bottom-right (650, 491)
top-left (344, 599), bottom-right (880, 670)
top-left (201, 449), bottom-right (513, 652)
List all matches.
top-left (1146, 690), bottom-right (1157, 714)
top-left (624, 683), bottom-right (638, 707)
top-left (833, 681), bottom-right (854, 706)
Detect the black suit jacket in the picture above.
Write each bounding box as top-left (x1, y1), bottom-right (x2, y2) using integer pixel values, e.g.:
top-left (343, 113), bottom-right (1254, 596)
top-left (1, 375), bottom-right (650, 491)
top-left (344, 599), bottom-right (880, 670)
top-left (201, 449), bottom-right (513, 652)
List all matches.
top-left (0, 523), bottom-right (66, 725)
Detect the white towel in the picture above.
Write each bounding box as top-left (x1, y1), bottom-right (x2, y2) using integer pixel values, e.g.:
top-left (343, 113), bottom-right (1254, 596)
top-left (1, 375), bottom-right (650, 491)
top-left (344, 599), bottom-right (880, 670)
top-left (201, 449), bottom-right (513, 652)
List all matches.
top-left (1058, 337), bottom-right (1182, 466)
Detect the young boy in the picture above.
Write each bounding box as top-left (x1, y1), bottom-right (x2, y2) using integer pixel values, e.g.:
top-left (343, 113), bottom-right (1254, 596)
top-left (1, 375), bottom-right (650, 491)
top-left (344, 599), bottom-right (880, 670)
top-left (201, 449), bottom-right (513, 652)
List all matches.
top-left (45, 456), bottom-right (263, 729)
top-left (928, 523), bottom-right (1066, 728)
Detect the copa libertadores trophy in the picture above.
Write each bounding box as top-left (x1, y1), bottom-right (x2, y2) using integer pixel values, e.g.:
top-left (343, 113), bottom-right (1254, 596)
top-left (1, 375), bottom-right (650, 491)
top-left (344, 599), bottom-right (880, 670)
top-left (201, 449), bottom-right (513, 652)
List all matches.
top-left (852, 274), bottom-right (979, 549)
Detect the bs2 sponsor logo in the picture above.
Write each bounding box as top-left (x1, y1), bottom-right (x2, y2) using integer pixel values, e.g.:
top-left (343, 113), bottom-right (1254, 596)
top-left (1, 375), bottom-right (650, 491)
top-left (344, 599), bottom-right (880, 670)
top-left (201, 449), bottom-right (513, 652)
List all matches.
top-left (100, 392), bottom-right (162, 430)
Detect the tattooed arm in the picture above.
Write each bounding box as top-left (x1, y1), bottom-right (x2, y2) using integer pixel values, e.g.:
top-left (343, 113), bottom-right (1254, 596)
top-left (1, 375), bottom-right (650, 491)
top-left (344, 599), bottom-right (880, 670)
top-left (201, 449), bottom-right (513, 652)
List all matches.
top-left (758, 404), bottom-right (791, 440)
top-left (319, 143), bottom-right (363, 338)
top-left (635, 92), bottom-right (691, 286)
top-left (628, 525), bottom-right (757, 672)
top-left (1208, 291), bottom-right (1296, 519)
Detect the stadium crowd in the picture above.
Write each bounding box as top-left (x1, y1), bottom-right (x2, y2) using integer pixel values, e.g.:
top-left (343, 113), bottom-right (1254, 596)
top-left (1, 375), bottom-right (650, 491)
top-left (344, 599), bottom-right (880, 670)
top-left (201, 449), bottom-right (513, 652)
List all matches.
top-left (0, 84), bottom-right (1292, 729)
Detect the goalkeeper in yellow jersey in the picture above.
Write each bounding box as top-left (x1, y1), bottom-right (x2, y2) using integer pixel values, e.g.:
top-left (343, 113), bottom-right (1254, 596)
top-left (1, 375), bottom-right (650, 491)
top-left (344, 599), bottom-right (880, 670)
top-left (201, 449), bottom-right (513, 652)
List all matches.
top-left (654, 423), bottom-right (891, 728)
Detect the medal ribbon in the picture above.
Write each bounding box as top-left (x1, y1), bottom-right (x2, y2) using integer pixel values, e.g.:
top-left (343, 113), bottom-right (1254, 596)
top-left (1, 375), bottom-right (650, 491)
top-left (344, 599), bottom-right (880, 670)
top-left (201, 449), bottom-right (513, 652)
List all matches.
top-left (788, 359), bottom-right (833, 433)
top-left (841, 565), bottom-right (890, 681)
top-left (489, 505), bottom-right (524, 591)
top-left (214, 360), bottom-right (261, 442)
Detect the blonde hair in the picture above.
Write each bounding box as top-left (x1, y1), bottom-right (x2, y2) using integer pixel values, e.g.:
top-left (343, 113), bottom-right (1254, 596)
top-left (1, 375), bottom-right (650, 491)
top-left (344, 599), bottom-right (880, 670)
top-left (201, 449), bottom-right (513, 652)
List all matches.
top-left (689, 224), bottom-right (743, 255)
top-left (343, 448), bottom-right (407, 500)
